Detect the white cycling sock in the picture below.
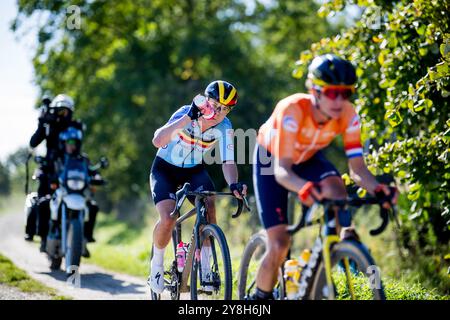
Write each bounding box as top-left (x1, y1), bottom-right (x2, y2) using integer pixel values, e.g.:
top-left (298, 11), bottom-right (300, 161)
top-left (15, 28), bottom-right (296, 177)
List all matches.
top-left (151, 245), bottom-right (165, 267)
top-left (201, 245), bottom-right (212, 276)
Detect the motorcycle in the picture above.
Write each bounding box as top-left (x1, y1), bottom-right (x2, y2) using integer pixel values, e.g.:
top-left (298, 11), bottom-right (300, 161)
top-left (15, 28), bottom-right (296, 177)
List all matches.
top-left (46, 155), bottom-right (108, 274)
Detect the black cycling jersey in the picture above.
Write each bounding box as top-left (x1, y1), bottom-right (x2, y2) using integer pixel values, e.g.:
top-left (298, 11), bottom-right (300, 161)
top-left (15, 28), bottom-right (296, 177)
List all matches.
top-left (30, 117), bottom-right (84, 170)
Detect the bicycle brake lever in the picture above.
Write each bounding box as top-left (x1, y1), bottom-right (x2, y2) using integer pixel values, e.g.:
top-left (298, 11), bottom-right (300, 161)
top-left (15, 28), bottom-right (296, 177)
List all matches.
top-left (369, 207), bottom-right (389, 236)
top-left (232, 199), bottom-right (244, 219)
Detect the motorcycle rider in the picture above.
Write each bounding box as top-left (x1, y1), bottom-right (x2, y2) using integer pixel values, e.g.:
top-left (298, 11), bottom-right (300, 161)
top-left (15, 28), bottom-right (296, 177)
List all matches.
top-left (48, 126), bottom-right (103, 258)
top-left (27, 94), bottom-right (84, 252)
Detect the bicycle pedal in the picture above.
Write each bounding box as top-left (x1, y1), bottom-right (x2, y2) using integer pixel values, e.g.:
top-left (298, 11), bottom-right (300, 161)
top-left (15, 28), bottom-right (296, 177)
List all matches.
top-left (198, 289), bottom-right (213, 295)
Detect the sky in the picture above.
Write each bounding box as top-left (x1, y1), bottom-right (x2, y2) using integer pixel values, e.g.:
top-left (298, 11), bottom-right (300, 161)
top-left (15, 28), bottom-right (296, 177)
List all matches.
top-left (0, 0), bottom-right (39, 162)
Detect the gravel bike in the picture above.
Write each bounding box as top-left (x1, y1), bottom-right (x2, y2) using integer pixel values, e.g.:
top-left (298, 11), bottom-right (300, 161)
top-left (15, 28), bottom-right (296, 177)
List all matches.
top-left (238, 190), bottom-right (398, 300)
top-left (150, 182), bottom-right (249, 300)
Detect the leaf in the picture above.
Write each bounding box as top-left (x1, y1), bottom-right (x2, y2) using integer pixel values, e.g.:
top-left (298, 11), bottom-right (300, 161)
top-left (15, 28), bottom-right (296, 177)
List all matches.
top-left (385, 109), bottom-right (403, 127)
top-left (397, 170), bottom-right (407, 178)
top-left (413, 99), bottom-right (426, 112)
top-left (416, 24), bottom-right (426, 35)
top-left (378, 52), bottom-right (385, 65)
top-left (440, 41), bottom-right (450, 57)
top-left (419, 47), bottom-right (428, 56)
top-left (408, 84), bottom-right (415, 96)
top-left (408, 190), bottom-right (421, 201)
top-left (436, 62), bottom-right (448, 76)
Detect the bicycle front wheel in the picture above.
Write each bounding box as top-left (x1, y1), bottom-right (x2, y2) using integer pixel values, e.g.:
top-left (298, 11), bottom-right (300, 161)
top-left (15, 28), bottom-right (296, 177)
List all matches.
top-left (190, 224), bottom-right (232, 300)
top-left (310, 239), bottom-right (386, 300)
top-left (237, 230), bottom-right (285, 300)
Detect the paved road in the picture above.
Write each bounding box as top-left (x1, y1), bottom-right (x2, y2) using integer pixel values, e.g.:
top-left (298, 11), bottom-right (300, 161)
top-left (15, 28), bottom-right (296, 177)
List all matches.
top-left (0, 211), bottom-right (151, 300)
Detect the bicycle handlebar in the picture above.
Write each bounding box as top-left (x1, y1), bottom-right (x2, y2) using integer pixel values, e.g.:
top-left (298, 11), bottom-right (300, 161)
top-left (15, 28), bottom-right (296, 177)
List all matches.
top-left (169, 182), bottom-right (250, 219)
top-left (287, 196), bottom-right (398, 236)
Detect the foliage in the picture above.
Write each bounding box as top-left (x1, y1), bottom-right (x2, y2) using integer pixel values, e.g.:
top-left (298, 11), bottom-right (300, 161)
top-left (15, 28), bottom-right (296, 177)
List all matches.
top-left (12, 0), bottom-right (334, 212)
top-left (0, 162), bottom-right (11, 196)
top-left (293, 0), bottom-right (450, 240)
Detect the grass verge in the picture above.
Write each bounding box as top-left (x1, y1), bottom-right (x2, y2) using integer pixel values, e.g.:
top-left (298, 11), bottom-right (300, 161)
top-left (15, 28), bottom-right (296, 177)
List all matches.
top-left (0, 254), bottom-right (70, 300)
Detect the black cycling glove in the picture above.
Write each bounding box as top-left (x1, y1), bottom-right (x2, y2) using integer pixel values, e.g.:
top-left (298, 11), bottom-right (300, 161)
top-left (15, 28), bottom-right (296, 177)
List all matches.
top-left (230, 182), bottom-right (245, 195)
top-left (187, 100), bottom-right (202, 120)
top-left (374, 185), bottom-right (397, 203)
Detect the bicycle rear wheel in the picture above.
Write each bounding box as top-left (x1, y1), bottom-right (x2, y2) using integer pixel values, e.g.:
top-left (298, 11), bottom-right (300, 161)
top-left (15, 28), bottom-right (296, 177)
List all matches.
top-left (310, 239), bottom-right (386, 300)
top-left (190, 224), bottom-right (232, 300)
top-left (237, 230), bottom-right (285, 300)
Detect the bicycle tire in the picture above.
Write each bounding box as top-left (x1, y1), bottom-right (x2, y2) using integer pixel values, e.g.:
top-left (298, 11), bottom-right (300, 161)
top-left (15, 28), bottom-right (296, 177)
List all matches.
top-left (237, 230), bottom-right (285, 300)
top-left (309, 239), bottom-right (386, 300)
top-left (190, 224), bottom-right (232, 300)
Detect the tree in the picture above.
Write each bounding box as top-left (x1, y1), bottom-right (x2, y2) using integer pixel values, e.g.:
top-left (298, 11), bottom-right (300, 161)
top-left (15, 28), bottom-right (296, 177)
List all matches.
top-left (12, 0), bottom-right (333, 212)
top-left (294, 0), bottom-right (449, 238)
top-left (0, 161), bottom-right (11, 196)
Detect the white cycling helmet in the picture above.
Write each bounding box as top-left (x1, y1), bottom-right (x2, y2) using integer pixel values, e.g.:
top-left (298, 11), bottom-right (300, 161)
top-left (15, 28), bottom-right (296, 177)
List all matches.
top-left (50, 94), bottom-right (75, 112)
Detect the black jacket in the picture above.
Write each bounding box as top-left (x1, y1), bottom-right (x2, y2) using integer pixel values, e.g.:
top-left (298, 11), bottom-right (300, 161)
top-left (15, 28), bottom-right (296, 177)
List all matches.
top-left (30, 116), bottom-right (85, 175)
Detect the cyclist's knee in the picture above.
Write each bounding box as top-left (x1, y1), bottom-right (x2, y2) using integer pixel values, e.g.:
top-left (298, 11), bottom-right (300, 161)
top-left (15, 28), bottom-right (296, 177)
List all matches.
top-left (159, 214), bottom-right (177, 227)
top-left (271, 238), bottom-right (289, 256)
top-left (155, 200), bottom-right (176, 226)
top-left (320, 176), bottom-right (347, 199)
top-left (266, 228), bottom-right (290, 260)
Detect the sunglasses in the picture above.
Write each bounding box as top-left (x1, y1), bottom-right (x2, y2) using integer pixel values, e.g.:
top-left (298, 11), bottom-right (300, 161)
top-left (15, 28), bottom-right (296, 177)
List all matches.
top-left (320, 86), bottom-right (355, 100)
top-left (208, 98), bottom-right (233, 113)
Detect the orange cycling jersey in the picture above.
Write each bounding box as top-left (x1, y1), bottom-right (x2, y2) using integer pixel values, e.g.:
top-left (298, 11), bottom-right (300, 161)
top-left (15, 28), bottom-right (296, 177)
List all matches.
top-left (257, 93), bottom-right (363, 163)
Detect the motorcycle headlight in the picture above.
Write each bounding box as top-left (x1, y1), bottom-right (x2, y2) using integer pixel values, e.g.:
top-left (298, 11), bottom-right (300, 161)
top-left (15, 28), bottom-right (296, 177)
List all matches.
top-left (67, 179), bottom-right (85, 191)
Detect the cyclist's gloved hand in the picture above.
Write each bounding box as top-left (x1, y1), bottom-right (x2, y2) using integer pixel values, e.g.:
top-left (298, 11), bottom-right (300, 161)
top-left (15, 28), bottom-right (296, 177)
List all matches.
top-left (230, 182), bottom-right (247, 199)
top-left (297, 181), bottom-right (321, 206)
top-left (374, 184), bottom-right (398, 209)
top-left (187, 99), bottom-right (202, 120)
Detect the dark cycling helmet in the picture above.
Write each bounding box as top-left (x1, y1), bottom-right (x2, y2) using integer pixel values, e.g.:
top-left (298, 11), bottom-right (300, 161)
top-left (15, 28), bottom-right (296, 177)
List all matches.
top-left (59, 126), bottom-right (83, 154)
top-left (307, 54), bottom-right (356, 88)
top-left (204, 80), bottom-right (238, 107)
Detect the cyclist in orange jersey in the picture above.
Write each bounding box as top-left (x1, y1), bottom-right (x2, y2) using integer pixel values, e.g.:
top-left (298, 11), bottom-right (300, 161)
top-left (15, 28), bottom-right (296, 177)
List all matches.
top-left (250, 54), bottom-right (398, 300)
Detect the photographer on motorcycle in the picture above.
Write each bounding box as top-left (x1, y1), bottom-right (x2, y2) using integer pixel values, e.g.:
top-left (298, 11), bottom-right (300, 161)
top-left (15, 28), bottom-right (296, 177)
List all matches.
top-left (26, 94), bottom-right (84, 252)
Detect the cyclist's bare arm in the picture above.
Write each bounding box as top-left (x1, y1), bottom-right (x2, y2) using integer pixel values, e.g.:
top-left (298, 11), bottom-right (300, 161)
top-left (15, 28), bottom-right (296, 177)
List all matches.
top-left (274, 157), bottom-right (309, 193)
top-left (152, 114), bottom-right (191, 148)
top-left (222, 161), bottom-right (247, 198)
top-left (348, 156), bottom-right (383, 194)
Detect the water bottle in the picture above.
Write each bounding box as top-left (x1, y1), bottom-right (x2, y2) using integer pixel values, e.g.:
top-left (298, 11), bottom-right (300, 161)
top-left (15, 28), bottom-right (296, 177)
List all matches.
top-left (299, 249), bottom-right (311, 269)
top-left (297, 249), bottom-right (311, 281)
top-left (193, 94), bottom-right (215, 120)
top-left (284, 259), bottom-right (301, 300)
top-left (176, 241), bottom-right (188, 272)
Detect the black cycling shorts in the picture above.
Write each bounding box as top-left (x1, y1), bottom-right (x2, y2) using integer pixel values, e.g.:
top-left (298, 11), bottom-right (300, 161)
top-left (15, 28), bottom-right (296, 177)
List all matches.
top-left (253, 144), bottom-right (341, 230)
top-left (150, 156), bottom-right (215, 205)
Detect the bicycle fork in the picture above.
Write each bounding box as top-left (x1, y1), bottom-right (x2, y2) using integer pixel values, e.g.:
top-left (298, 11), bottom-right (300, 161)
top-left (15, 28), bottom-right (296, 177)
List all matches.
top-left (322, 235), bottom-right (340, 300)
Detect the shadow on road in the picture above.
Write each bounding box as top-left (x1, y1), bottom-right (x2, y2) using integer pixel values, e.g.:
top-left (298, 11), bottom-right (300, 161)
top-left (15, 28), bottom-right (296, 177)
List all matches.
top-left (38, 270), bottom-right (146, 295)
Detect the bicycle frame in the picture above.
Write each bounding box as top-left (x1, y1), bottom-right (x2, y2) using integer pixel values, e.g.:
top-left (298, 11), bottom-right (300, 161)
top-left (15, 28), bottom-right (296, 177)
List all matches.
top-left (167, 185), bottom-right (248, 295)
top-left (175, 196), bottom-right (208, 293)
top-left (287, 196), bottom-right (397, 300)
